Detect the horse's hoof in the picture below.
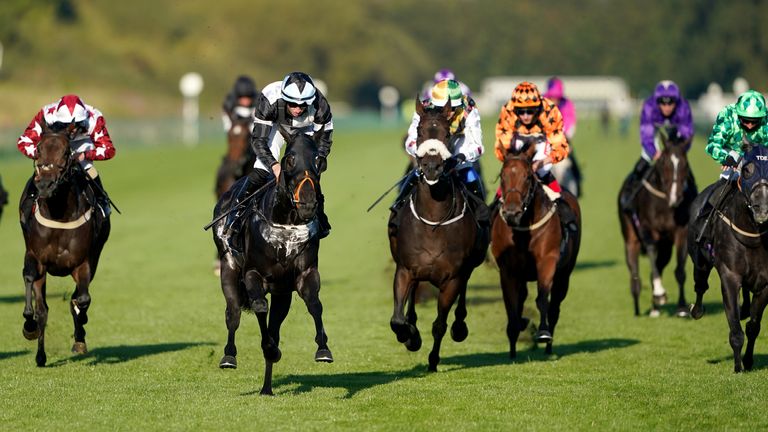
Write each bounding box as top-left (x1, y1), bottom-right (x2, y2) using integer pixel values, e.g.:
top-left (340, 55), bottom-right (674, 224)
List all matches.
top-left (653, 293), bottom-right (668, 306)
top-left (450, 321), bottom-right (469, 342)
top-left (675, 307), bottom-right (690, 318)
top-left (71, 342), bottom-right (88, 355)
top-left (22, 326), bottom-right (40, 341)
top-left (405, 333), bottom-right (422, 352)
top-left (690, 304), bottom-right (704, 320)
top-left (219, 355), bottom-right (237, 369)
top-left (649, 309), bottom-right (661, 318)
top-left (535, 330), bottom-right (553, 343)
top-left (259, 387), bottom-right (274, 396)
top-left (36, 352), bottom-right (46, 367)
top-left (315, 349), bottom-right (334, 363)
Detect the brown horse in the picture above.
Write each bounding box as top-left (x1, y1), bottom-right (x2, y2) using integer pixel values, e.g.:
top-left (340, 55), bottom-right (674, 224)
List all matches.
top-left (388, 100), bottom-right (489, 372)
top-left (491, 140), bottom-right (581, 357)
top-left (19, 125), bottom-right (111, 366)
top-left (215, 114), bottom-right (256, 200)
top-left (212, 129), bottom-right (331, 395)
top-left (618, 128), bottom-right (696, 317)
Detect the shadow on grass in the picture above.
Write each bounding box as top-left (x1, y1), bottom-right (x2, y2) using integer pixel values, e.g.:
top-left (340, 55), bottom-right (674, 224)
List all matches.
top-left (574, 259), bottom-right (618, 271)
top-left (253, 338), bottom-right (638, 398)
top-left (0, 350), bottom-right (30, 361)
top-left (47, 342), bottom-right (214, 367)
top-left (706, 353), bottom-right (768, 371)
top-left (0, 294), bottom-right (25, 304)
top-left (245, 365), bottom-right (427, 399)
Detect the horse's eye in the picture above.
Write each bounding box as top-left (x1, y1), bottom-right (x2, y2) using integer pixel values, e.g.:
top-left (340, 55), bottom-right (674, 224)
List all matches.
top-left (743, 162), bottom-right (756, 179)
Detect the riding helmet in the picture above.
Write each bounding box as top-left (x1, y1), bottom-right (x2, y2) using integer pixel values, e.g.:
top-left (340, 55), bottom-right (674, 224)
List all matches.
top-left (281, 72), bottom-right (317, 105)
top-left (511, 82), bottom-right (542, 108)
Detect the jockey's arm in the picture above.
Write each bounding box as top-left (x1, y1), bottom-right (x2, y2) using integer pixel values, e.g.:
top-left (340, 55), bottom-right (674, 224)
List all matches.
top-left (543, 105), bottom-right (569, 164)
top-left (17, 109), bottom-right (45, 159)
top-left (404, 112), bottom-right (420, 157)
top-left (494, 103), bottom-right (515, 161)
top-left (705, 108), bottom-right (739, 165)
top-left (250, 121), bottom-right (278, 167)
top-left (455, 108), bottom-right (483, 162)
top-left (639, 102), bottom-right (658, 159)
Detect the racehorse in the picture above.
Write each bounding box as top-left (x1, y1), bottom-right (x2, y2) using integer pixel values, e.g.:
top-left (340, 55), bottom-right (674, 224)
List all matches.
top-left (0, 174), bottom-right (7, 221)
top-left (19, 124), bottom-right (111, 367)
top-left (551, 148), bottom-right (582, 198)
top-left (215, 113), bottom-right (256, 200)
top-left (618, 128), bottom-right (696, 317)
top-left (688, 143), bottom-right (768, 372)
top-left (212, 128), bottom-right (331, 395)
top-left (388, 100), bottom-right (489, 372)
top-left (491, 139), bottom-right (581, 357)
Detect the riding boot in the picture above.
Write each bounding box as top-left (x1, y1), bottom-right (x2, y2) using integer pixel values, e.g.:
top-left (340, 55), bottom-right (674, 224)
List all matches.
top-left (220, 174), bottom-right (259, 267)
top-left (464, 179), bottom-right (490, 227)
top-left (695, 178), bottom-right (732, 245)
top-left (317, 192), bottom-right (331, 239)
top-left (620, 158), bottom-right (651, 213)
top-left (557, 198), bottom-right (578, 232)
top-left (89, 174), bottom-right (111, 218)
top-left (388, 170), bottom-right (419, 234)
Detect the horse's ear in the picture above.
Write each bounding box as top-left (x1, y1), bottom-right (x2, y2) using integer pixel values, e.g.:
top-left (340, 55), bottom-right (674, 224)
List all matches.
top-left (442, 101), bottom-right (453, 119)
top-left (415, 95), bottom-right (425, 116)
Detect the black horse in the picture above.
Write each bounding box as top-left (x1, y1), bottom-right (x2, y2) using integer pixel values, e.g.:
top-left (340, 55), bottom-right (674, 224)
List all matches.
top-left (212, 129), bottom-right (331, 395)
top-left (688, 143), bottom-right (768, 372)
top-left (0, 173), bottom-right (7, 221)
top-left (618, 128), bottom-right (697, 317)
top-left (19, 125), bottom-right (111, 366)
top-left (388, 100), bottom-right (489, 372)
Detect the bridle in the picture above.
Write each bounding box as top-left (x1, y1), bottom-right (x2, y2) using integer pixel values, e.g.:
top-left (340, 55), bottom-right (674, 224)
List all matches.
top-left (499, 153), bottom-right (536, 216)
top-left (35, 134), bottom-right (75, 191)
top-left (290, 170), bottom-right (317, 207)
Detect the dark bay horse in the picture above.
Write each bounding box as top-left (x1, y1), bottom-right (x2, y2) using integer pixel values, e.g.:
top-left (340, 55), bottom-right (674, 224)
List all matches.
top-left (215, 114), bottom-right (256, 200)
top-left (19, 125), bottom-right (110, 366)
top-left (491, 141), bottom-right (581, 357)
top-left (212, 129), bottom-right (331, 395)
top-left (388, 100), bottom-right (489, 372)
top-left (618, 129), bottom-right (696, 317)
top-left (688, 143), bottom-right (768, 372)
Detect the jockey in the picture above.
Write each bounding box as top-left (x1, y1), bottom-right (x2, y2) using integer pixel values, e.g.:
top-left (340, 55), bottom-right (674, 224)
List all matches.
top-left (620, 80), bottom-right (694, 213)
top-left (421, 68), bottom-right (472, 101)
top-left (543, 77), bottom-right (576, 140)
top-left (695, 89), bottom-right (768, 243)
top-left (393, 79), bottom-right (488, 225)
top-left (17, 94), bottom-right (115, 220)
top-left (221, 75), bottom-right (259, 131)
top-left (494, 81), bottom-right (577, 230)
top-left (218, 72), bottom-right (333, 265)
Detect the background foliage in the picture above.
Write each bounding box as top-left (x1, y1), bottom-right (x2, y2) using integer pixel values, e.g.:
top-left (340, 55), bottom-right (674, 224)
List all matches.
top-left (0, 0), bottom-right (766, 125)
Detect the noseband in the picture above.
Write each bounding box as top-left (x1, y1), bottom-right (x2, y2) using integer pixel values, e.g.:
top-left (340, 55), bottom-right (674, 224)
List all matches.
top-left (291, 170), bottom-right (316, 207)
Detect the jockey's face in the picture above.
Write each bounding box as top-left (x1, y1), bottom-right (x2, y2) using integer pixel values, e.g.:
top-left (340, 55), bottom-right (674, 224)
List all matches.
top-left (657, 97), bottom-right (676, 117)
top-left (237, 96), bottom-right (252, 107)
top-left (740, 116), bottom-right (761, 132)
top-left (286, 102), bottom-right (308, 117)
top-left (514, 107), bottom-right (538, 126)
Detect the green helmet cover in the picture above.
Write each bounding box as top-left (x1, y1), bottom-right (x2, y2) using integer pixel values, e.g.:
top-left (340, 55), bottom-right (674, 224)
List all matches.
top-left (735, 90), bottom-right (767, 118)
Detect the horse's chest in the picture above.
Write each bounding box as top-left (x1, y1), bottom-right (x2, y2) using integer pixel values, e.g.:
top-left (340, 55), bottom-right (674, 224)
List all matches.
top-left (256, 220), bottom-right (318, 260)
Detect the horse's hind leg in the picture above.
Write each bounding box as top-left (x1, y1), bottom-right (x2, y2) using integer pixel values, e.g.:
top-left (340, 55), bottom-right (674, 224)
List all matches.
top-left (428, 278), bottom-right (462, 372)
top-left (259, 292), bottom-right (292, 396)
top-left (673, 229), bottom-right (689, 317)
top-left (646, 243), bottom-right (666, 317)
top-left (22, 253), bottom-right (42, 341)
top-left (743, 288), bottom-right (768, 371)
top-left (297, 268), bottom-right (333, 363)
top-left (32, 275), bottom-right (48, 367)
top-left (500, 266), bottom-right (527, 359)
top-left (740, 288), bottom-right (751, 321)
top-left (219, 265), bottom-right (242, 368)
top-left (689, 255), bottom-right (712, 320)
top-left (624, 234), bottom-right (642, 316)
top-left (70, 262), bottom-right (93, 355)
top-left (404, 284), bottom-right (422, 351)
top-left (546, 273), bottom-right (571, 355)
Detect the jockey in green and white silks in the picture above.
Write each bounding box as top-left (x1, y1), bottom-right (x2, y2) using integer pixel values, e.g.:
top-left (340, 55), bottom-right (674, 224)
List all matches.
top-left (706, 90), bottom-right (768, 180)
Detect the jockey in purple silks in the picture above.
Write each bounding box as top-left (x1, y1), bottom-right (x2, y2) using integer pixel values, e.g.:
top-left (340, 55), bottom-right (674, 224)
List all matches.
top-left (620, 80), bottom-right (694, 213)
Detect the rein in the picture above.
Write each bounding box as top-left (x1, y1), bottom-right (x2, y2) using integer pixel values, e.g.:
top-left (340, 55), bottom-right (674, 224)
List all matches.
top-left (641, 179), bottom-right (667, 199)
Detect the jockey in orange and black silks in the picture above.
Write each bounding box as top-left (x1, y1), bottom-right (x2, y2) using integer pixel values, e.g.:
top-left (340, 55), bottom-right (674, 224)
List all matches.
top-left (495, 81), bottom-right (570, 194)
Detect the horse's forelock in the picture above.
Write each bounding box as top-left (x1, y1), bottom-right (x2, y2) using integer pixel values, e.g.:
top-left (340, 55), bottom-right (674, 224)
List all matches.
top-left (416, 139), bottom-right (451, 160)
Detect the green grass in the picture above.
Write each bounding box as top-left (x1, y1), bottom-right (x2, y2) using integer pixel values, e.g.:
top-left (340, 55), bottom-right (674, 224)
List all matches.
top-left (1, 118), bottom-right (767, 431)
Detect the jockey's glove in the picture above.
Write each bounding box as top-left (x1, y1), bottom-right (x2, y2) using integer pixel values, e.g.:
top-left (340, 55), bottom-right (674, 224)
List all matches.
top-left (723, 154), bottom-right (740, 168)
top-left (315, 155), bottom-right (328, 173)
top-left (446, 153), bottom-right (466, 172)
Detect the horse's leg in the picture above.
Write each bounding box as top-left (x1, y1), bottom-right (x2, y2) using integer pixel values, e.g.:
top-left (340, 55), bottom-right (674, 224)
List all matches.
top-left (533, 259), bottom-right (556, 343)
top-left (428, 278), bottom-right (462, 372)
top-left (499, 263), bottom-right (526, 359)
top-left (296, 268), bottom-right (333, 363)
top-left (624, 235), bottom-right (643, 316)
top-left (404, 282), bottom-right (422, 351)
top-left (719, 269), bottom-right (745, 372)
top-left (219, 264), bottom-right (241, 368)
top-left (673, 228), bottom-right (689, 317)
top-left (646, 243), bottom-right (666, 317)
top-left (260, 292), bottom-right (292, 396)
top-left (545, 272), bottom-right (571, 355)
top-left (743, 288), bottom-right (768, 371)
top-left (390, 266), bottom-right (420, 348)
top-left (33, 275), bottom-right (48, 367)
top-left (22, 252), bottom-right (42, 340)
top-left (450, 276), bottom-right (469, 343)
top-left (70, 261), bottom-right (93, 355)
top-left (740, 288), bottom-right (752, 321)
